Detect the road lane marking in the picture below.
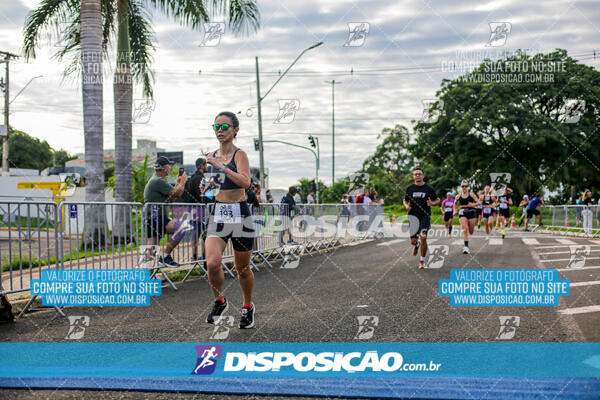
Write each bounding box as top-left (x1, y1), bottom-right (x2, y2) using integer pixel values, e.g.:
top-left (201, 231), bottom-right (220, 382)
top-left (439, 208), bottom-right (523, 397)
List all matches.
top-left (555, 239), bottom-right (577, 244)
top-left (488, 238), bottom-right (503, 245)
top-left (558, 305), bottom-right (600, 315)
top-left (522, 238), bottom-right (539, 245)
top-left (570, 280), bottom-right (600, 287)
top-left (538, 249), bottom-right (600, 256)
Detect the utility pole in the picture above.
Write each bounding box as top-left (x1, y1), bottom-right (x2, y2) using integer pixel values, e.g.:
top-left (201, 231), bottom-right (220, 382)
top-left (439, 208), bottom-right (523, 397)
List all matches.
top-left (255, 42), bottom-right (323, 189)
top-left (325, 80), bottom-right (341, 184)
top-left (1, 51), bottom-right (18, 176)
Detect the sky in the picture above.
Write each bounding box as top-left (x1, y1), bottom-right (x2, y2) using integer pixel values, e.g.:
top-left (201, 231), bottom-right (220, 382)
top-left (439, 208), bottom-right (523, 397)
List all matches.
top-left (1, 0), bottom-right (599, 188)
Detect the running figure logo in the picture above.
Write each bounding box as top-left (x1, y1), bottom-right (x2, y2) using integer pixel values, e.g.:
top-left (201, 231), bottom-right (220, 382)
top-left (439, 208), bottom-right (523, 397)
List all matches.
top-left (567, 245), bottom-right (590, 269)
top-left (485, 22), bottom-right (511, 47)
top-left (274, 99), bottom-right (300, 124)
top-left (132, 99), bottom-right (155, 124)
top-left (138, 245), bottom-right (159, 269)
top-left (199, 22), bottom-right (225, 47)
top-left (489, 172), bottom-right (511, 196)
top-left (421, 99), bottom-right (444, 123)
top-left (560, 99), bottom-right (586, 124)
top-left (65, 316), bottom-right (90, 340)
top-left (427, 245), bottom-right (449, 269)
top-left (209, 316), bottom-right (234, 340)
top-left (191, 345), bottom-right (223, 375)
top-left (354, 316), bottom-right (379, 340)
top-left (344, 23), bottom-right (370, 47)
top-left (495, 316), bottom-right (520, 340)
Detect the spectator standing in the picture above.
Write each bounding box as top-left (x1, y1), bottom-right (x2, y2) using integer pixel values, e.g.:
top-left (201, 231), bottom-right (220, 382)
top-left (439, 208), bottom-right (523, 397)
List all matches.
top-left (280, 186), bottom-right (297, 244)
top-left (293, 187), bottom-right (302, 204)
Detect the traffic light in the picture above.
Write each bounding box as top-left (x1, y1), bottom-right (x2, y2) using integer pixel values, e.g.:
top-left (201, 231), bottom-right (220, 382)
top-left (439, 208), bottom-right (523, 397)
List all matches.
top-left (254, 138), bottom-right (260, 151)
top-left (308, 135), bottom-right (316, 148)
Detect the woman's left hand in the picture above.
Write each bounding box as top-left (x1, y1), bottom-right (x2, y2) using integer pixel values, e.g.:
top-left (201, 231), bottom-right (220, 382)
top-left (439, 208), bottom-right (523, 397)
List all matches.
top-left (206, 155), bottom-right (223, 170)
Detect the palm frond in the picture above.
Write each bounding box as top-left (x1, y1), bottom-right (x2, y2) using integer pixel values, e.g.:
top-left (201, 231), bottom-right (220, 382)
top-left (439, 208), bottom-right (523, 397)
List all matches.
top-left (148, 0), bottom-right (210, 29)
top-left (228, 0), bottom-right (260, 36)
top-left (23, 0), bottom-right (74, 60)
top-left (128, 0), bottom-right (156, 98)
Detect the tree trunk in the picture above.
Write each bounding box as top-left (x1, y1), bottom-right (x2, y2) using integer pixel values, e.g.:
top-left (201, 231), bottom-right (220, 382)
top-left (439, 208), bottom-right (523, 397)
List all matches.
top-left (113, 0), bottom-right (134, 242)
top-left (81, 0), bottom-right (107, 247)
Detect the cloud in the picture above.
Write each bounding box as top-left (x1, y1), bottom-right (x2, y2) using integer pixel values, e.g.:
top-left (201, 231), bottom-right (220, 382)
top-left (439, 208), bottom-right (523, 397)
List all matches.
top-left (1, 0), bottom-right (599, 188)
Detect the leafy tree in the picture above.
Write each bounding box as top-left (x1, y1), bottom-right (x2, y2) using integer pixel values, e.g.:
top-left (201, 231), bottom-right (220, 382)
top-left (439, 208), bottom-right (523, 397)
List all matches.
top-left (413, 49), bottom-right (600, 200)
top-left (0, 128), bottom-right (53, 171)
top-left (53, 149), bottom-right (77, 167)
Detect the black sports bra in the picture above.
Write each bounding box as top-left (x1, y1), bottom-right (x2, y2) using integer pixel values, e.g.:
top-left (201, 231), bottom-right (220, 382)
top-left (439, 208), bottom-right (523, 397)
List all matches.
top-left (211, 149), bottom-right (242, 191)
top-left (482, 195), bottom-right (492, 206)
top-left (458, 194), bottom-right (476, 208)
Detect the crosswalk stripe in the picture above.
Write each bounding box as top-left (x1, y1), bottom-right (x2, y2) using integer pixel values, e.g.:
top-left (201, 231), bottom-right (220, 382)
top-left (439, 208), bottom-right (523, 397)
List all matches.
top-left (570, 280), bottom-right (600, 287)
top-left (538, 249), bottom-right (600, 255)
top-left (488, 238), bottom-right (503, 245)
top-left (541, 257), bottom-right (600, 262)
top-left (376, 239), bottom-right (403, 246)
top-left (522, 238), bottom-right (539, 245)
top-left (558, 305), bottom-right (600, 315)
top-left (590, 240), bottom-right (600, 245)
top-left (557, 265), bottom-right (600, 272)
top-left (556, 239), bottom-right (577, 244)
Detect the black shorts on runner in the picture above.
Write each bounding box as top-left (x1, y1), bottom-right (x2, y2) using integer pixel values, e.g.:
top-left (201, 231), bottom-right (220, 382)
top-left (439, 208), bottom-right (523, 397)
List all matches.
top-left (206, 202), bottom-right (255, 252)
top-left (459, 208), bottom-right (477, 220)
top-left (526, 209), bottom-right (540, 219)
top-left (499, 208), bottom-right (510, 218)
top-left (409, 215), bottom-right (431, 238)
top-left (443, 211), bottom-right (454, 222)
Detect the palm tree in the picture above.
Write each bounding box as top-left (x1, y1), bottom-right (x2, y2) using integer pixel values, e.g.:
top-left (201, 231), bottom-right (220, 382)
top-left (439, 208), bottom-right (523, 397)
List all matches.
top-left (24, 0), bottom-right (260, 200)
top-left (24, 0), bottom-right (260, 242)
top-left (80, 0), bottom-right (106, 245)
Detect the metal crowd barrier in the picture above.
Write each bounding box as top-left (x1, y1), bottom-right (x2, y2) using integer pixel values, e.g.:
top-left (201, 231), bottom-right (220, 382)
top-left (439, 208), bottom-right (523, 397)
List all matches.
top-left (1, 200), bottom-right (386, 312)
top-left (536, 205), bottom-right (599, 236)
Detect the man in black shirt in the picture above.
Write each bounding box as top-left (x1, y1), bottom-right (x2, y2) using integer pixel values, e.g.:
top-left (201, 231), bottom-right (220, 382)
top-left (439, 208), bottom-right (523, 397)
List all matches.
top-left (280, 186), bottom-right (297, 244)
top-left (403, 168), bottom-right (440, 269)
top-left (181, 158), bottom-right (209, 261)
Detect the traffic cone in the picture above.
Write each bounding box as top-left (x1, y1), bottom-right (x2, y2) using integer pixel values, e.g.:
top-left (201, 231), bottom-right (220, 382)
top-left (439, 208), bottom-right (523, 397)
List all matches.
top-left (392, 213), bottom-right (396, 225)
top-left (510, 214), bottom-right (516, 229)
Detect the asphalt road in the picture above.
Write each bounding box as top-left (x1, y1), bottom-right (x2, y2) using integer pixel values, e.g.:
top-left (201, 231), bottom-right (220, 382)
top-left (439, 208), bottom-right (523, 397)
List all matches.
top-left (1, 226), bottom-right (599, 399)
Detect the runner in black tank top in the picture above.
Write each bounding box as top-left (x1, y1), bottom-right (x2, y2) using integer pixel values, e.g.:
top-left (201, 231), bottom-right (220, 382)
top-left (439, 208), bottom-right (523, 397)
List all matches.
top-left (454, 180), bottom-right (479, 254)
top-left (481, 185), bottom-right (497, 235)
top-left (204, 111), bottom-right (256, 329)
top-left (497, 188), bottom-right (513, 239)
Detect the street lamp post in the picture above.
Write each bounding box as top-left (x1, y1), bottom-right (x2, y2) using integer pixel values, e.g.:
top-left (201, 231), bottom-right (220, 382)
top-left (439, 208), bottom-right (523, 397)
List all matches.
top-left (255, 42), bottom-right (323, 188)
top-left (262, 138), bottom-right (320, 203)
top-left (325, 80), bottom-right (341, 184)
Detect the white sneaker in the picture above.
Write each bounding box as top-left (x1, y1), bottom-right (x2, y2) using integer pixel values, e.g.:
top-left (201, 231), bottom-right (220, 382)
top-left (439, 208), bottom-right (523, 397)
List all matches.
top-left (463, 246), bottom-right (470, 254)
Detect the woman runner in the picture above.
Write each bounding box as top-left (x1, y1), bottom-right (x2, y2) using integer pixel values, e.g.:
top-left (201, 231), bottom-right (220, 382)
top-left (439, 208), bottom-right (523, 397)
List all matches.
top-left (454, 181), bottom-right (479, 254)
top-left (441, 192), bottom-right (455, 237)
top-left (204, 111), bottom-right (256, 329)
top-left (481, 185), bottom-right (497, 235)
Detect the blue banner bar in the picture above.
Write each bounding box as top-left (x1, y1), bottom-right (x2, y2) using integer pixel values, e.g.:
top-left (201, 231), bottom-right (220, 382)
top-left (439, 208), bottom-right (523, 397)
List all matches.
top-left (0, 343), bottom-right (598, 378)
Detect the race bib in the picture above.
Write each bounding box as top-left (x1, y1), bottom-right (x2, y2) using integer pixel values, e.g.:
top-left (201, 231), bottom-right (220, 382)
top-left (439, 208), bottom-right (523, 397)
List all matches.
top-left (500, 203), bottom-right (508, 209)
top-left (484, 207), bottom-right (491, 213)
top-left (445, 207), bottom-right (453, 212)
top-left (459, 209), bottom-right (464, 216)
top-left (214, 203), bottom-right (241, 224)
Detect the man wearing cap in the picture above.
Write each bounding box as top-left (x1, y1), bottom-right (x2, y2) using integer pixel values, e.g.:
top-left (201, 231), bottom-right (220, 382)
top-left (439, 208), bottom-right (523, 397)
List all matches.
top-left (181, 158), bottom-right (210, 262)
top-left (143, 156), bottom-right (188, 267)
top-left (293, 187), bottom-right (302, 204)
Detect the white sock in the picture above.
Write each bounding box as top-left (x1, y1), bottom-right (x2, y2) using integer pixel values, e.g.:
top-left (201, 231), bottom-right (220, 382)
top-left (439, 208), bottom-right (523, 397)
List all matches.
top-left (163, 253), bottom-right (169, 258)
top-left (420, 256), bottom-right (425, 262)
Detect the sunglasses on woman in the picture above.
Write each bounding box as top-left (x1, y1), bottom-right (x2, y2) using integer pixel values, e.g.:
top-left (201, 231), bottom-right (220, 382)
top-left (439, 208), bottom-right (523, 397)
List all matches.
top-left (213, 123), bottom-right (232, 131)
top-left (461, 185), bottom-right (469, 188)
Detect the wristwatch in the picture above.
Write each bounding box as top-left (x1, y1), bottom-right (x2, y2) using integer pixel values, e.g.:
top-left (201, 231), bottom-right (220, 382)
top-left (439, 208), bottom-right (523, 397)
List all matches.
top-left (219, 165), bottom-right (227, 173)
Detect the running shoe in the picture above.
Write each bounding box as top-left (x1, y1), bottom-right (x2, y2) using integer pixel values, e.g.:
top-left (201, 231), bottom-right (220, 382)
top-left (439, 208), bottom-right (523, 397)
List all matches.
top-left (463, 246), bottom-right (470, 254)
top-left (501, 229), bottom-right (505, 239)
top-left (206, 299), bottom-right (228, 324)
top-left (447, 233), bottom-right (452, 238)
top-left (239, 304), bottom-right (255, 329)
top-left (412, 242), bottom-right (420, 256)
top-left (419, 259), bottom-right (426, 269)
top-left (158, 254), bottom-right (179, 268)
